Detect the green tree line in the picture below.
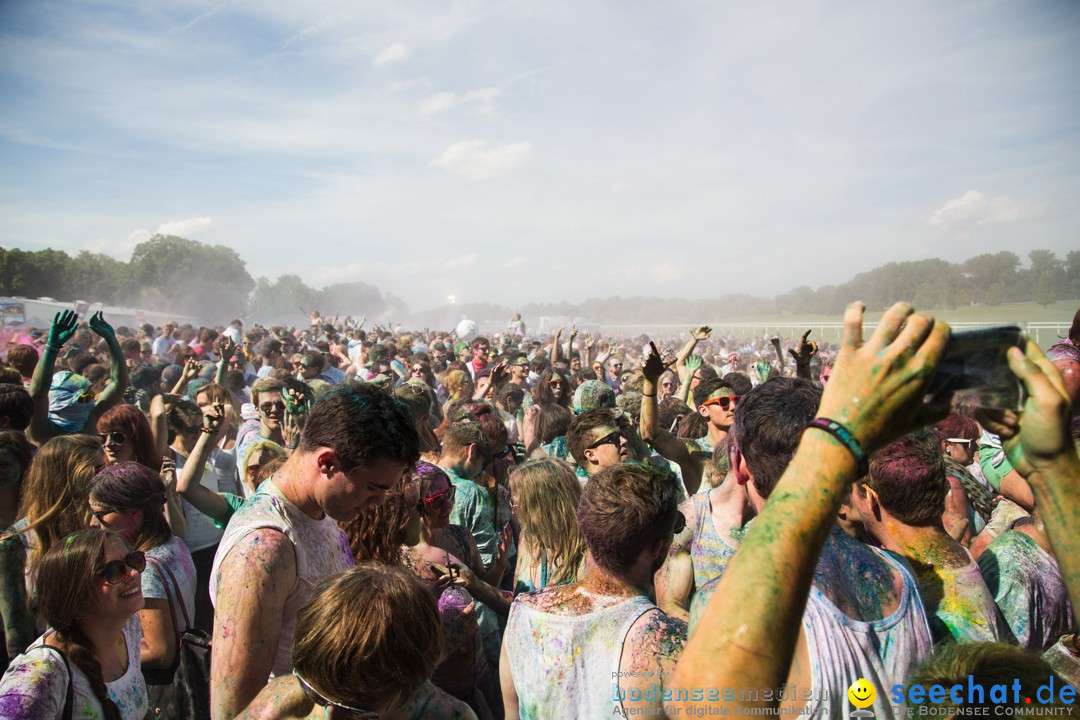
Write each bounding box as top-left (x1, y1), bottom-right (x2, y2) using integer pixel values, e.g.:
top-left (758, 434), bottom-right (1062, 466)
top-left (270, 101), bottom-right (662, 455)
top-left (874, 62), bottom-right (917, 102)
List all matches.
top-left (2, 240), bottom-right (1077, 326)
top-left (0, 235), bottom-right (393, 324)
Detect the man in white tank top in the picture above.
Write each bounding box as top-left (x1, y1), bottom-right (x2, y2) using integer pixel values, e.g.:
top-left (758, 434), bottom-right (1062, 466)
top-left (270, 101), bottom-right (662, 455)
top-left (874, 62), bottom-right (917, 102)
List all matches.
top-left (501, 462), bottom-right (688, 720)
top-left (852, 429), bottom-right (1012, 645)
top-left (209, 382), bottom-right (420, 720)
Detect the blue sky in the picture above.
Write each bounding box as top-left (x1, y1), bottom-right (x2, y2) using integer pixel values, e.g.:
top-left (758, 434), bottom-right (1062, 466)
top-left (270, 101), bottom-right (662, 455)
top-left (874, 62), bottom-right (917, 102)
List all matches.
top-left (2, 0), bottom-right (1078, 311)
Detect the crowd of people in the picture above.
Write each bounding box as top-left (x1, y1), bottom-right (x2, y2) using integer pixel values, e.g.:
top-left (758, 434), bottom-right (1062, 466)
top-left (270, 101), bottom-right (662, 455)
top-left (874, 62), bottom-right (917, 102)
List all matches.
top-left (0, 303), bottom-right (1076, 719)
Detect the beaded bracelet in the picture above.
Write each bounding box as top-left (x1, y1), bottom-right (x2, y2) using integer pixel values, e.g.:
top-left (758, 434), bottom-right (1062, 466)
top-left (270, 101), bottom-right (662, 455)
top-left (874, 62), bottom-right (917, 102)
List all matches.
top-left (804, 417), bottom-right (868, 477)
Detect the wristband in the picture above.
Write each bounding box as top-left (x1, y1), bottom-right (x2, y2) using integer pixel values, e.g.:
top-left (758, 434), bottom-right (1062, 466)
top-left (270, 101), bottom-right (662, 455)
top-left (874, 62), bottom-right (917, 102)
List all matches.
top-left (44, 344), bottom-right (62, 353)
top-left (643, 393), bottom-right (656, 398)
top-left (199, 427), bottom-right (216, 434)
top-left (804, 418), bottom-right (868, 476)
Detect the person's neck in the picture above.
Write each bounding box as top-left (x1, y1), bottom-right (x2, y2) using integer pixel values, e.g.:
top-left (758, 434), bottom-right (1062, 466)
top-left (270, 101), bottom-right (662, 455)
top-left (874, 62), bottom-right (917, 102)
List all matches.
top-left (439, 454), bottom-right (471, 480)
top-left (1015, 515), bottom-right (1053, 555)
top-left (876, 519), bottom-right (963, 567)
top-left (260, 424), bottom-right (284, 444)
top-left (510, 376), bottom-right (527, 388)
top-left (171, 433), bottom-right (198, 456)
top-left (580, 564), bottom-right (647, 599)
top-left (707, 424), bottom-right (729, 445)
top-left (73, 615), bottom-right (128, 674)
top-left (272, 455), bottom-right (323, 520)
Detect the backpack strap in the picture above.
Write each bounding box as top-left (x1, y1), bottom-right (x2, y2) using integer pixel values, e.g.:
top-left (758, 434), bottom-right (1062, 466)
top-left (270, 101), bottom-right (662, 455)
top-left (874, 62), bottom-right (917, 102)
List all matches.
top-left (145, 556), bottom-right (182, 638)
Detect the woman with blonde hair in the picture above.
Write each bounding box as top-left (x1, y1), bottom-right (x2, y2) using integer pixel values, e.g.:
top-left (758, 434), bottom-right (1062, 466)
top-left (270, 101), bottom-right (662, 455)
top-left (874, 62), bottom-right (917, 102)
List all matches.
top-left (237, 562), bottom-right (477, 720)
top-left (0, 435), bottom-right (104, 661)
top-left (0, 527), bottom-right (148, 719)
top-left (509, 458), bottom-right (587, 593)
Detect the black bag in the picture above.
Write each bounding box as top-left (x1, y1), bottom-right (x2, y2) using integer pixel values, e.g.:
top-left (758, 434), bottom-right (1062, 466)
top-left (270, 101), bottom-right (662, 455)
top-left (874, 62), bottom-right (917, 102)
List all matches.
top-left (144, 558), bottom-right (212, 720)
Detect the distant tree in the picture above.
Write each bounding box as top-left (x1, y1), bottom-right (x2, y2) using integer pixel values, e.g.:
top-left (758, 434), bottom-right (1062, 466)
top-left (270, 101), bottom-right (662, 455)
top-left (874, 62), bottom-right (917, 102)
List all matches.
top-left (128, 235), bottom-right (254, 320)
top-left (1034, 271), bottom-right (1060, 307)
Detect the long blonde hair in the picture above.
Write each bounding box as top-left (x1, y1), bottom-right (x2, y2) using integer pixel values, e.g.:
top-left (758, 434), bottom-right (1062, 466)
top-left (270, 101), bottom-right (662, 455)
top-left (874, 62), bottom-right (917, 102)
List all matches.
top-left (6, 434), bottom-right (103, 578)
top-left (509, 458), bottom-right (586, 586)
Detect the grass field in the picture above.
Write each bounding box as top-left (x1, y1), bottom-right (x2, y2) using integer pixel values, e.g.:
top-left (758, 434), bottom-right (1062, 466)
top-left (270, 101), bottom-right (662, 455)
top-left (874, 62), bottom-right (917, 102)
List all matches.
top-left (601, 301), bottom-right (1077, 347)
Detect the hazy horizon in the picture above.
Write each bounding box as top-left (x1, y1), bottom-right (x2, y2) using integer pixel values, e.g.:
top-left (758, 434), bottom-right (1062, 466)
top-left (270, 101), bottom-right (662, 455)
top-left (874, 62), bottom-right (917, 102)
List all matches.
top-left (2, 1), bottom-right (1078, 310)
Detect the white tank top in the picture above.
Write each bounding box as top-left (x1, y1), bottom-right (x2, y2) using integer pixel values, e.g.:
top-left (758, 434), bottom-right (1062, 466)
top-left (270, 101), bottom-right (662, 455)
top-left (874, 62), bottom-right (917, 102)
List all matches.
top-left (209, 479), bottom-right (354, 677)
top-left (504, 593), bottom-right (657, 719)
top-left (800, 548), bottom-right (933, 720)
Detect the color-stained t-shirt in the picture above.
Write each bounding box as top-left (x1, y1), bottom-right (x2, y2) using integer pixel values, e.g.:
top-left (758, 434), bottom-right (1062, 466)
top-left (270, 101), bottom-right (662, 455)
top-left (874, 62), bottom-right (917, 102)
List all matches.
top-left (902, 550), bottom-right (1013, 645)
top-left (144, 535), bottom-right (197, 634)
top-left (0, 615), bottom-right (147, 720)
top-left (442, 466), bottom-right (498, 569)
top-left (978, 529), bottom-right (1074, 652)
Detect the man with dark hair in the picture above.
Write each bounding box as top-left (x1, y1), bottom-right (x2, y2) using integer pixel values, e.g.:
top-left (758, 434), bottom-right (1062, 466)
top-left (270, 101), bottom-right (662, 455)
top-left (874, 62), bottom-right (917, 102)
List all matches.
top-left (502, 462), bottom-right (687, 719)
top-left (853, 429), bottom-right (1010, 645)
top-left (691, 377), bottom-right (738, 456)
top-left (0, 383), bottom-right (34, 431)
top-left (210, 382), bottom-right (419, 719)
top-left (467, 336), bottom-right (491, 379)
top-left (567, 407), bottom-right (629, 477)
top-left (687, 376), bottom-right (933, 718)
top-left (256, 337), bottom-right (283, 379)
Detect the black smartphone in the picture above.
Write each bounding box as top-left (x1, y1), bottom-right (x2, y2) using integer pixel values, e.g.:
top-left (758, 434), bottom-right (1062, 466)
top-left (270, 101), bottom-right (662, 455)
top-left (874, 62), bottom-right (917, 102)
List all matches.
top-left (925, 325), bottom-right (1025, 410)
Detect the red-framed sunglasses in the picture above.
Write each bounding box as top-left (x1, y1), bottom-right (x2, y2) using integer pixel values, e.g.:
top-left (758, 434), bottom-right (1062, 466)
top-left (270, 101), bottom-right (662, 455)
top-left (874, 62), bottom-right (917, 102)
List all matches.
top-left (699, 395), bottom-right (742, 411)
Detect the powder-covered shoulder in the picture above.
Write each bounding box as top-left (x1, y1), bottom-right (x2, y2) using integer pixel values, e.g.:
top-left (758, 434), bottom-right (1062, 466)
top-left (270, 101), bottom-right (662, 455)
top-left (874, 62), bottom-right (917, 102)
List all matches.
top-left (632, 609), bottom-right (688, 661)
top-left (407, 681), bottom-right (479, 720)
top-left (0, 644), bottom-right (69, 720)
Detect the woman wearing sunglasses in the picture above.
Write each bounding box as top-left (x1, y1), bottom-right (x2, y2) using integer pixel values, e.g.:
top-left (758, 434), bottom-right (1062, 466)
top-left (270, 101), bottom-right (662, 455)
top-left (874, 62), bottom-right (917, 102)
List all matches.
top-left (0, 527), bottom-right (148, 719)
top-left (530, 368), bottom-right (573, 411)
top-left (87, 463), bottom-right (196, 693)
top-left (96, 404), bottom-right (162, 472)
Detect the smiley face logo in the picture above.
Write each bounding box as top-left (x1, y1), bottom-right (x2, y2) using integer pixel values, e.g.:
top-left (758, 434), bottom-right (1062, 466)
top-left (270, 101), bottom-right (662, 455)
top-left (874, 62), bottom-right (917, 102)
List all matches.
top-left (847, 678), bottom-right (876, 709)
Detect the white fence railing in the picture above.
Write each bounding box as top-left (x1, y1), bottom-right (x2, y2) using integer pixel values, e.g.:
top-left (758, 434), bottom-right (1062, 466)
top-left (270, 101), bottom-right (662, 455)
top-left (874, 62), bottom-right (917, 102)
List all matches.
top-left (597, 322), bottom-right (1072, 347)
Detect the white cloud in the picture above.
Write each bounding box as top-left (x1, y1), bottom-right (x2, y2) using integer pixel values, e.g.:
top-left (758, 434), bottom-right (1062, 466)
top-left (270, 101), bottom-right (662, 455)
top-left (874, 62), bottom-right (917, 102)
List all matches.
top-left (431, 140), bottom-right (532, 181)
top-left (445, 252), bottom-right (478, 270)
top-left (418, 87), bottom-right (501, 116)
top-left (82, 217), bottom-right (212, 257)
top-left (419, 92), bottom-right (457, 115)
top-left (372, 42), bottom-right (408, 67)
top-left (155, 216), bottom-right (214, 238)
top-left (505, 256), bottom-right (528, 268)
top-left (927, 190), bottom-right (1044, 229)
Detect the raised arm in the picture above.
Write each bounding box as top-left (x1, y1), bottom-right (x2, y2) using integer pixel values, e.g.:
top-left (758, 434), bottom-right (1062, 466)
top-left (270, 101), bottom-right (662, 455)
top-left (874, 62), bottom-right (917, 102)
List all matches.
top-left (669, 301), bottom-right (949, 715)
top-left (678, 355), bottom-right (702, 407)
top-left (550, 327), bottom-right (565, 365)
top-left (979, 340), bottom-right (1080, 613)
top-left (172, 358), bottom-right (200, 397)
top-left (676, 326), bottom-right (711, 382)
top-left (27, 310), bottom-right (78, 446)
top-left (641, 342), bottom-right (702, 493)
top-left (176, 404), bottom-right (234, 525)
top-left (787, 330), bottom-right (818, 380)
top-left (84, 312), bottom-right (129, 426)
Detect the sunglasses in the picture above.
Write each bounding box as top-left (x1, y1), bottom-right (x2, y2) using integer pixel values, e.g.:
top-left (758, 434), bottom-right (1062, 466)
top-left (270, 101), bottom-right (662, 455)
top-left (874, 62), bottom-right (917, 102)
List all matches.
top-left (587, 430), bottom-right (624, 450)
top-left (699, 395), bottom-right (742, 411)
top-left (946, 438), bottom-right (974, 448)
top-left (548, 379), bottom-right (567, 387)
top-left (90, 505), bottom-right (118, 523)
top-left (411, 366), bottom-right (425, 373)
top-left (259, 400), bottom-right (286, 415)
top-left (98, 551), bottom-right (146, 585)
top-left (419, 485), bottom-right (456, 512)
top-left (474, 346), bottom-right (490, 353)
top-left (294, 672), bottom-right (379, 719)
top-left (99, 432), bottom-right (127, 446)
